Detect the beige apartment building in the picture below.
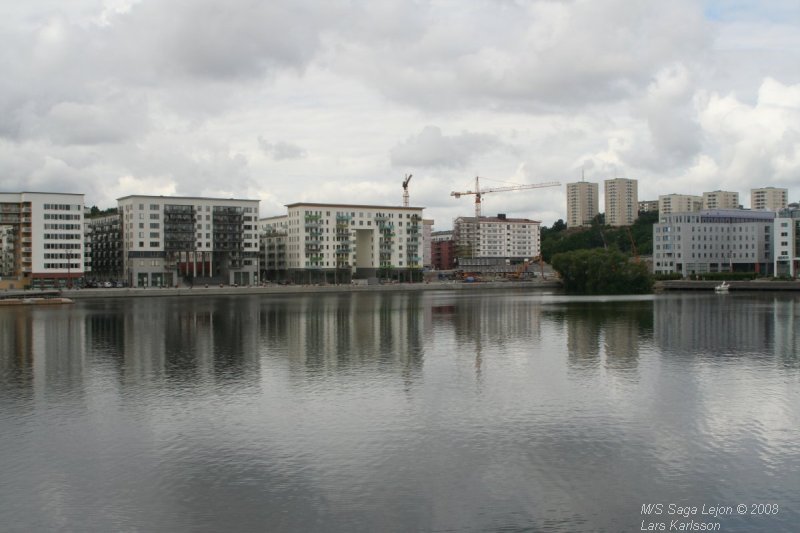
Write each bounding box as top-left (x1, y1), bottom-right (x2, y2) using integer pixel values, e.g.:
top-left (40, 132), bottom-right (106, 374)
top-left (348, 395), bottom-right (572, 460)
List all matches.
top-left (702, 190), bottom-right (739, 210)
top-left (751, 187), bottom-right (788, 211)
top-left (566, 181), bottom-right (599, 227)
top-left (638, 200), bottom-right (659, 213)
top-left (659, 194), bottom-right (702, 215)
top-left (604, 178), bottom-right (638, 226)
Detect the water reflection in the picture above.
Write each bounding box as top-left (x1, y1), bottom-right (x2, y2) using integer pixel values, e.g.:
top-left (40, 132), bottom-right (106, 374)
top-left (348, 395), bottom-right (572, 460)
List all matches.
top-left (1, 292), bottom-right (799, 533)
top-left (541, 299), bottom-right (653, 373)
top-left (653, 294), bottom-right (778, 357)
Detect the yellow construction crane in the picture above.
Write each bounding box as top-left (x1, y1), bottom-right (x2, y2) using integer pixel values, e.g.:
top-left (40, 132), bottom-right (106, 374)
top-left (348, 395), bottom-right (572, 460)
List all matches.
top-left (451, 176), bottom-right (560, 219)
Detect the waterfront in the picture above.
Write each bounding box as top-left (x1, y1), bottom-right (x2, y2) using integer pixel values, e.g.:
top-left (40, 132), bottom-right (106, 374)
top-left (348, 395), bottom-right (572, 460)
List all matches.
top-left (1, 291), bottom-right (798, 532)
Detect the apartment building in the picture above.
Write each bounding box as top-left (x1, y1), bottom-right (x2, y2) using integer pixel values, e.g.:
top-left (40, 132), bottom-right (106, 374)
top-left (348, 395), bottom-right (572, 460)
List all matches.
top-left (659, 194), bottom-right (702, 215)
top-left (774, 207), bottom-right (800, 277)
top-left (453, 214), bottom-right (541, 260)
top-left (422, 219), bottom-right (434, 269)
top-left (118, 195), bottom-right (260, 287)
top-left (431, 230), bottom-right (455, 270)
top-left (751, 187), bottom-right (788, 211)
top-left (653, 209), bottom-right (774, 277)
top-left (0, 192), bottom-right (85, 289)
top-left (259, 215), bottom-right (288, 281)
top-left (604, 178), bottom-right (638, 226)
top-left (566, 181), bottom-right (599, 227)
top-left (638, 200), bottom-right (659, 213)
top-left (85, 211), bottom-right (123, 282)
top-left (0, 225), bottom-right (15, 279)
top-left (284, 203), bottom-right (424, 282)
top-left (703, 190), bottom-right (739, 210)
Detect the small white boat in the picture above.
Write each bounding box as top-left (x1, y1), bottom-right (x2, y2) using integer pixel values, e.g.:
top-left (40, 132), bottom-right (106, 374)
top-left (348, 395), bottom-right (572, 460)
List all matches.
top-left (714, 281), bottom-right (730, 293)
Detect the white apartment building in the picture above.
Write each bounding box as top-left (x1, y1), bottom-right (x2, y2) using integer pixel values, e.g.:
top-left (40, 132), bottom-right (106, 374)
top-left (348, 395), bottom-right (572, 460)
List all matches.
top-left (604, 178), bottom-right (638, 227)
top-left (453, 214), bottom-right (541, 259)
top-left (659, 194), bottom-right (702, 215)
top-left (0, 192), bottom-right (85, 289)
top-left (703, 190), bottom-right (739, 210)
top-left (653, 209), bottom-right (775, 277)
top-left (751, 187), bottom-right (788, 211)
top-left (284, 203), bottom-right (424, 282)
top-left (774, 207), bottom-right (800, 277)
top-left (566, 181), bottom-right (599, 227)
top-left (118, 195), bottom-right (260, 287)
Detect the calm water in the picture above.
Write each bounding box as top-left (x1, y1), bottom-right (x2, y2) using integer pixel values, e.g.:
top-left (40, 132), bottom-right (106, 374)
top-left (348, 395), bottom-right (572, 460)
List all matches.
top-left (1, 290), bottom-right (798, 532)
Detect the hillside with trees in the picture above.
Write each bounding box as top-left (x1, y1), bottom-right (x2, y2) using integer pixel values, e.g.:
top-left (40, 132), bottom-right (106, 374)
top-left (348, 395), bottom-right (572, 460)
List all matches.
top-left (541, 211), bottom-right (657, 263)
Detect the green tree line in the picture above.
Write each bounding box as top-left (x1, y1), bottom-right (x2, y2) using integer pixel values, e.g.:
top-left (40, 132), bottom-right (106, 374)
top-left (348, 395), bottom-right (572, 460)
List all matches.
top-left (551, 248), bottom-right (653, 294)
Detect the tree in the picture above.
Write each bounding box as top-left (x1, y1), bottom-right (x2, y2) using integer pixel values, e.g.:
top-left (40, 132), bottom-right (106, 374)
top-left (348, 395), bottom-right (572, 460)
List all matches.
top-left (551, 248), bottom-right (653, 294)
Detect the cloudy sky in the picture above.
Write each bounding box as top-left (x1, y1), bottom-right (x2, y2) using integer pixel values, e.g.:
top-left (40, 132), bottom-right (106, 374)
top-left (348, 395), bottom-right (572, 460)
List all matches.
top-left (1, 0), bottom-right (799, 227)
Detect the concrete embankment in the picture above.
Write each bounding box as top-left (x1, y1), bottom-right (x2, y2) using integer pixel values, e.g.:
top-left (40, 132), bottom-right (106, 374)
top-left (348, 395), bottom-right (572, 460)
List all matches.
top-left (60, 280), bottom-right (563, 300)
top-left (657, 280), bottom-right (800, 292)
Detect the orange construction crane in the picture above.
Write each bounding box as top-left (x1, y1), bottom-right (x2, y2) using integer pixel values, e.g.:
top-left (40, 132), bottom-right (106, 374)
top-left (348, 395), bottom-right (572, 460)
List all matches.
top-left (626, 227), bottom-right (639, 262)
top-left (451, 176), bottom-right (560, 219)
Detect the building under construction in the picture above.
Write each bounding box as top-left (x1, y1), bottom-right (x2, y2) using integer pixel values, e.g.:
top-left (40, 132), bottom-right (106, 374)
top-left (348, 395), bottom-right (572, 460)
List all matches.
top-left (453, 213), bottom-right (541, 278)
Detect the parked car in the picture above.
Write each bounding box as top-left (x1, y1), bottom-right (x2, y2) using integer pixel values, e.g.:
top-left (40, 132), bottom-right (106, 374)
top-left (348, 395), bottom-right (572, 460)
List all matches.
top-left (103, 281), bottom-right (113, 288)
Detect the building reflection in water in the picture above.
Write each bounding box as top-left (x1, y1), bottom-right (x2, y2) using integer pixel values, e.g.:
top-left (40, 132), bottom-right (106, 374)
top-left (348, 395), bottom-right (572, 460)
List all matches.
top-left (653, 295), bottom-right (773, 357)
top-left (267, 293), bottom-right (428, 386)
top-left (0, 307), bottom-right (87, 404)
top-left (771, 298), bottom-right (799, 365)
top-left (2, 293), bottom-right (797, 399)
top-left (542, 299), bottom-right (652, 373)
top-left (0, 309), bottom-right (34, 392)
top-left (117, 297), bottom-right (262, 386)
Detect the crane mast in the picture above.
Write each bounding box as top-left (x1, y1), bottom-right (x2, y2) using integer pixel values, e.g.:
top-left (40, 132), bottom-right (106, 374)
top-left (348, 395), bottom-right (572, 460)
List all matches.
top-left (402, 174), bottom-right (413, 207)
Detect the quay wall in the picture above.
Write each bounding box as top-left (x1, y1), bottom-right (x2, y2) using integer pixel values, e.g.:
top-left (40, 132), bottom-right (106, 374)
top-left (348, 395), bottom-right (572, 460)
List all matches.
top-left (60, 280), bottom-right (563, 300)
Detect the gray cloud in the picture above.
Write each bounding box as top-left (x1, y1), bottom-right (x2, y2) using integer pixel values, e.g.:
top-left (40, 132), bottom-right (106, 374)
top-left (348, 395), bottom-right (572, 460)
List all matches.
top-left (1, 1), bottom-right (798, 225)
top-left (258, 137), bottom-right (307, 160)
top-left (331, 0), bottom-right (712, 111)
top-left (390, 126), bottom-right (504, 169)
